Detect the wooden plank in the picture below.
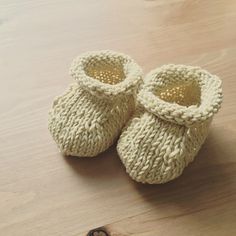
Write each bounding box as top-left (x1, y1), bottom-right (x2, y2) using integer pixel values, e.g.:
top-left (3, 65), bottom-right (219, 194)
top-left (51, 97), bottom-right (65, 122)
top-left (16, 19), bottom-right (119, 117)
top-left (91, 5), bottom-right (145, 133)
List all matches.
top-left (0, 0), bottom-right (235, 235)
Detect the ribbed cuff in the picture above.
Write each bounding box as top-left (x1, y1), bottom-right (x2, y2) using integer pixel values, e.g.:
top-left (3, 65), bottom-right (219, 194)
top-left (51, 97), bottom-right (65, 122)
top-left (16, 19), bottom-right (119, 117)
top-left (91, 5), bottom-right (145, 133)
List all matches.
top-left (138, 64), bottom-right (223, 127)
top-left (69, 50), bottom-right (143, 100)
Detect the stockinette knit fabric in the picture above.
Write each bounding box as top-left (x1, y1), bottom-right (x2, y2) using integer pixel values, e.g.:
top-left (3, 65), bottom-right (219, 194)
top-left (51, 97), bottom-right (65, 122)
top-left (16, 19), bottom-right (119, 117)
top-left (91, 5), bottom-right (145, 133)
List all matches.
top-left (49, 50), bottom-right (142, 157)
top-left (117, 64), bottom-right (223, 184)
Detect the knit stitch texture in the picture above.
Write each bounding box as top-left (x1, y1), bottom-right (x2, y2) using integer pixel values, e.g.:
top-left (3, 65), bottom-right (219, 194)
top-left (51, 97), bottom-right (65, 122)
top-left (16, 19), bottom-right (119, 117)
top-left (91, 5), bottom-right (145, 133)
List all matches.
top-left (117, 64), bottom-right (223, 184)
top-left (49, 50), bottom-right (142, 157)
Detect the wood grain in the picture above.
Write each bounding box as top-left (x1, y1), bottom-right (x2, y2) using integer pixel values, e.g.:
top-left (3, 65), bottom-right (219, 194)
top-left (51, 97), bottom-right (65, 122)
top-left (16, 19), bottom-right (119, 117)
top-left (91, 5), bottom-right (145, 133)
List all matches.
top-left (0, 0), bottom-right (236, 235)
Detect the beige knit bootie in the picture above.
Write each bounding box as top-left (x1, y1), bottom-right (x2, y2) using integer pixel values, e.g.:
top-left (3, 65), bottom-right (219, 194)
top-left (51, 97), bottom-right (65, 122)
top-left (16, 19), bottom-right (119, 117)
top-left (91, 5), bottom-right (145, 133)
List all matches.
top-left (49, 50), bottom-right (142, 157)
top-left (117, 64), bottom-right (222, 184)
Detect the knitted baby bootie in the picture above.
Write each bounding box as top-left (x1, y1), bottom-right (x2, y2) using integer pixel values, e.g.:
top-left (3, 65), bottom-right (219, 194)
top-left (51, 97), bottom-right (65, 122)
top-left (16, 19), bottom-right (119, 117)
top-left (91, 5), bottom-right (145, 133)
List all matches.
top-left (49, 50), bottom-right (142, 157)
top-left (117, 64), bottom-right (222, 184)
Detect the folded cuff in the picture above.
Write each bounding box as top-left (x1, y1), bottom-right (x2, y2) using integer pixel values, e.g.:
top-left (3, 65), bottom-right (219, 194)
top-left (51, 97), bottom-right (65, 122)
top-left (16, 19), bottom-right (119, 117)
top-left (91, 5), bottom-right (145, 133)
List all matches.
top-left (138, 64), bottom-right (223, 127)
top-left (69, 50), bottom-right (143, 99)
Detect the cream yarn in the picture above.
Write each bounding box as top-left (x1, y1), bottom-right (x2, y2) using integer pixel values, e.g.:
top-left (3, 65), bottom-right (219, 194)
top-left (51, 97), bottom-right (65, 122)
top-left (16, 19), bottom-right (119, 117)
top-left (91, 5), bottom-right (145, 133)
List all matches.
top-left (49, 50), bottom-right (142, 157)
top-left (117, 64), bottom-right (223, 184)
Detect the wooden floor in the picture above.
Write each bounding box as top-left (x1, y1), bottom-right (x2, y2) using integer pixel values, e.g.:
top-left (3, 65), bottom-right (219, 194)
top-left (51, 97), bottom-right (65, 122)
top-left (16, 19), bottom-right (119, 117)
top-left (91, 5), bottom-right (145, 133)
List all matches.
top-left (1, 0), bottom-right (236, 235)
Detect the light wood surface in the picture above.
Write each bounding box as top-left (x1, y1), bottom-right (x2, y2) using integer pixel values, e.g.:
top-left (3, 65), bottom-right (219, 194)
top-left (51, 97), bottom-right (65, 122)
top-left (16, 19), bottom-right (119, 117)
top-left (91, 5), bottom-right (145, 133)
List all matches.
top-left (1, 0), bottom-right (236, 235)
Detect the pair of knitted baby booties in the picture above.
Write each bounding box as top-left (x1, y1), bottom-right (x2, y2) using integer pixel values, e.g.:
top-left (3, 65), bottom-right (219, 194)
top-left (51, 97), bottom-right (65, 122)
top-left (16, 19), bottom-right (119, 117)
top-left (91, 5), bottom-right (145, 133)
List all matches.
top-left (49, 50), bottom-right (222, 184)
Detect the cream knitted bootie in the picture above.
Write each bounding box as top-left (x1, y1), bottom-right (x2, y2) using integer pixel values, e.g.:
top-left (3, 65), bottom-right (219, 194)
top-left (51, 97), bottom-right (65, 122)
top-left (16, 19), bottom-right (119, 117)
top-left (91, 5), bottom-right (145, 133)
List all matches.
top-left (117, 64), bottom-right (222, 184)
top-left (49, 50), bottom-right (142, 157)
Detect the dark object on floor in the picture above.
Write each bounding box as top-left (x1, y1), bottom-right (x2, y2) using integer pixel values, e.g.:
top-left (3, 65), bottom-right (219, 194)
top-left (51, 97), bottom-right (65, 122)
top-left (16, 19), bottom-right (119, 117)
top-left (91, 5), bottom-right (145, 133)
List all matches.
top-left (87, 227), bottom-right (109, 236)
